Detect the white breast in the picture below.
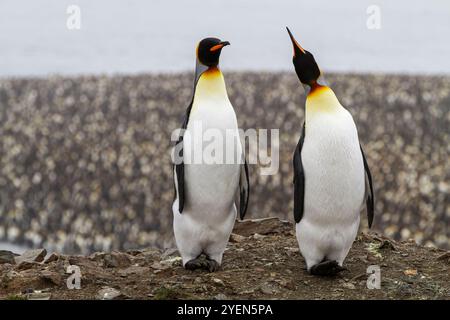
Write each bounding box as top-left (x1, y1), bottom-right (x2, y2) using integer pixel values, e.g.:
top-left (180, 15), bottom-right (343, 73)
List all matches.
top-left (182, 72), bottom-right (242, 219)
top-left (302, 107), bottom-right (365, 225)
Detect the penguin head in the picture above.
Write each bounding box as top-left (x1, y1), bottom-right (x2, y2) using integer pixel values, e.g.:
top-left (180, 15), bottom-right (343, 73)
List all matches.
top-left (196, 37), bottom-right (230, 68)
top-left (286, 27), bottom-right (321, 86)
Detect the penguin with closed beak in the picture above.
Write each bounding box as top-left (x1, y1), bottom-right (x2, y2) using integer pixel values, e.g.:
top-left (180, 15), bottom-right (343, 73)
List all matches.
top-left (172, 38), bottom-right (250, 272)
top-left (286, 27), bottom-right (374, 276)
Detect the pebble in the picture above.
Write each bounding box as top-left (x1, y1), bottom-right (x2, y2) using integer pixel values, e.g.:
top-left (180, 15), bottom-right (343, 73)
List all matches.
top-left (260, 283), bottom-right (276, 295)
top-left (40, 270), bottom-right (62, 285)
top-left (15, 249), bottom-right (47, 264)
top-left (214, 293), bottom-right (228, 300)
top-left (342, 282), bottom-right (356, 290)
top-left (194, 277), bottom-right (203, 284)
top-left (117, 266), bottom-right (148, 277)
top-left (97, 287), bottom-right (122, 300)
top-left (253, 233), bottom-right (266, 240)
top-left (0, 250), bottom-right (16, 265)
top-left (160, 248), bottom-right (178, 259)
top-left (212, 278), bottom-right (225, 286)
top-left (16, 261), bottom-right (40, 270)
top-left (160, 256), bottom-right (182, 267)
top-left (230, 233), bottom-right (246, 243)
top-left (102, 252), bottom-right (132, 268)
top-left (27, 291), bottom-right (52, 300)
top-left (44, 253), bottom-right (59, 264)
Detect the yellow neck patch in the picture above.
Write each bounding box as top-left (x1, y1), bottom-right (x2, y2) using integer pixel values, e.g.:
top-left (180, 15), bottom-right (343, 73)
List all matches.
top-left (194, 67), bottom-right (227, 99)
top-left (306, 85), bottom-right (342, 115)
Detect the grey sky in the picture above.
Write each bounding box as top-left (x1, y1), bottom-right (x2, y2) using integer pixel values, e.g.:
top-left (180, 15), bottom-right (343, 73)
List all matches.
top-left (0, 0), bottom-right (450, 76)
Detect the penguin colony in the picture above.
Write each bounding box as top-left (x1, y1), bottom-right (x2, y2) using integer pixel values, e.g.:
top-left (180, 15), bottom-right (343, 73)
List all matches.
top-left (1, 31), bottom-right (448, 257)
top-left (172, 29), bottom-right (373, 275)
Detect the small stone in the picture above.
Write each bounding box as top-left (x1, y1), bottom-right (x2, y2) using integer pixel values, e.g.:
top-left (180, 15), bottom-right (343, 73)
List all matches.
top-left (15, 249), bottom-right (47, 264)
top-left (214, 293), bottom-right (228, 300)
top-left (230, 233), bottom-right (246, 243)
top-left (44, 253), bottom-right (59, 264)
top-left (260, 283), bottom-right (276, 295)
top-left (212, 278), bottom-right (225, 286)
top-left (285, 247), bottom-right (299, 254)
top-left (194, 277), bottom-right (203, 284)
top-left (40, 270), bottom-right (62, 285)
top-left (404, 269), bottom-right (418, 276)
top-left (16, 261), bottom-right (40, 270)
top-left (4, 270), bottom-right (20, 282)
top-left (160, 248), bottom-right (178, 259)
top-left (252, 233), bottom-right (266, 240)
top-left (141, 248), bottom-right (160, 257)
top-left (126, 249), bottom-right (144, 256)
top-left (27, 292), bottom-right (51, 300)
top-left (160, 256), bottom-right (182, 267)
top-left (437, 252), bottom-right (450, 262)
top-left (103, 252), bottom-right (132, 268)
top-left (239, 289), bottom-right (255, 295)
top-left (0, 251), bottom-right (16, 265)
top-left (118, 266), bottom-right (148, 277)
top-left (379, 240), bottom-right (396, 251)
top-left (275, 279), bottom-right (296, 290)
top-left (342, 282), bottom-right (356, 290)
top-left (150, 261), bottom-right (168, 270)
top-left (97, 287), bottom-right (122, 300)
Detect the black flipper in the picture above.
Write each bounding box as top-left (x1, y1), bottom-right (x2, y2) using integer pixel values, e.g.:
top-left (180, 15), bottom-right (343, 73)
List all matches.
top-left (360, 145), bottom-right (375, 228)
top-left (293, 123), bottom-right (306, 223)
top-left (173, 61), bottom-right (210, 213)
top-left (238, 158), bottom-right (250, 220)
top-left (173, 97), bottom-right (194, 213)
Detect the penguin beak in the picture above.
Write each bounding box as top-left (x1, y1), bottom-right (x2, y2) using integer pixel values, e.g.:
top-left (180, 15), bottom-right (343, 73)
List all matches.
top-left (210, 41), bottom-right (230, 52)
top-left (286, 27), bottom-right (305, 56)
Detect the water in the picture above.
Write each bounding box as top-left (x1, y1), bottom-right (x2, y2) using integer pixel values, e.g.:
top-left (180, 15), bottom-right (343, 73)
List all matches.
top-left (0, 0), bottom-right (450, 77)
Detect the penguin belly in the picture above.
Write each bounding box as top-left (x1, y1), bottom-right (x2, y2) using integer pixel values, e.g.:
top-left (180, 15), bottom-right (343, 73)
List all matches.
top-left (296, 110), bottom-right (365, 270)
top-left (173, 97), bottom-right (241, 266)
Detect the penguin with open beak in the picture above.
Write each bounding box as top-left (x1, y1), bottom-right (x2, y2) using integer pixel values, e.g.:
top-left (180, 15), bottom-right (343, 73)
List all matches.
top-left (286, 27), bottom-right (375, 276)
top-left (172, 38), bottom-right (250, 272)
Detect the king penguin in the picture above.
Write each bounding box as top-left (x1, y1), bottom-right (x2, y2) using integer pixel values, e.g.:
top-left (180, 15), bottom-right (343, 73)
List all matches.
top-left (286, 27), bottom-right (375, 276)
top-left (172, 38), bottom-right (250, 272)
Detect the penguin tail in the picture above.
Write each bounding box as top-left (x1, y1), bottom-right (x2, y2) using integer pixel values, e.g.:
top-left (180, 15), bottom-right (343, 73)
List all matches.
top-left (309, 260), bottom-right (346, 276)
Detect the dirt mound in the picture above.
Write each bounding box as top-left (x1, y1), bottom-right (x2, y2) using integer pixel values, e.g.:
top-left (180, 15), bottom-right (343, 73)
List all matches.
top-left (0, 218), bottom-right (449, 300)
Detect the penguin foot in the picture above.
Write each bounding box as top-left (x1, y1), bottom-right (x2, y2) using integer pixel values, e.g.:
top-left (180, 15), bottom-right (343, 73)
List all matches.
top-left (185, 258), bottom-right (209, 271)
top-left (184, 256), bottom-right (220, 272)
top-left (205, 258), bottom-right (220, 272)
top-left (309, 260), bottom-right (346, 276)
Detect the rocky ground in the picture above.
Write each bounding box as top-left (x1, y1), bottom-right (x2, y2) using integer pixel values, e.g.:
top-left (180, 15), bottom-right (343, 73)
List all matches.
top-left (0, 218), bottom-right (449, 300)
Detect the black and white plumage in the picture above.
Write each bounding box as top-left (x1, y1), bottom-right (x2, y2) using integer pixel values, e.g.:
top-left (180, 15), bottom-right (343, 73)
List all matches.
top-left (172, 38), bottom-right (249, 272)
top-left (287, 27), bottom-right (375, 276)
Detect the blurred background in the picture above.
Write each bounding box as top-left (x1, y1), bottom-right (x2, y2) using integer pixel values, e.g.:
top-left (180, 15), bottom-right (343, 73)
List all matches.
top-left (0, 0), bottom-right (448, 253)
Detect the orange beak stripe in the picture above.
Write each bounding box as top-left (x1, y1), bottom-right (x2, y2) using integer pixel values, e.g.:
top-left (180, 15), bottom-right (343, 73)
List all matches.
top-left (210, 44), bottom-right (224, 52)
